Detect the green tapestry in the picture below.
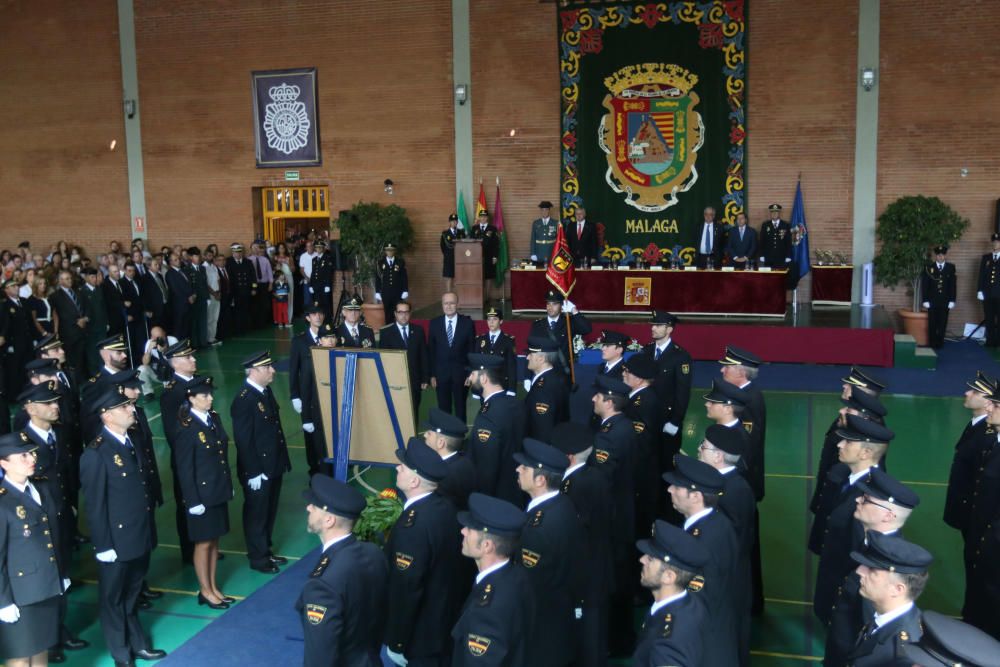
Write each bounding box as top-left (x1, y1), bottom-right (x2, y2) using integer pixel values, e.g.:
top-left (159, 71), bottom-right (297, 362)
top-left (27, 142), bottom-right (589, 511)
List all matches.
top-left (558, 1), bottom-right (746, 265)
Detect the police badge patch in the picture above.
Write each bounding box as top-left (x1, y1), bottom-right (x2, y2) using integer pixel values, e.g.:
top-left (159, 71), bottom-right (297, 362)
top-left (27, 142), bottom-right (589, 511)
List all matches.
top-left (395, 553), bottom-right (414, 570)
top-left (595, 449), bottom-right (610, 463)
top-left (521, 549), bottom-right (541, 568)
top-left (468, 634), bottom-right (491, 656)
top-left (477, 429), bottom-right (491, 443)
top-left (305, 603), bottom-right (326, 625)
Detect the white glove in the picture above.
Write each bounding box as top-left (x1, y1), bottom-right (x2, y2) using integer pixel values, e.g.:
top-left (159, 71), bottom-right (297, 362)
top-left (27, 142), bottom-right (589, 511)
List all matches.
top-left (324, 286), bottom-right (331, 293)
top-left (189, 504), bottom-right (206, 516)
top-left (0, 604), bottom-right (19, 623)
top-left (523, 379), bottom-right (532, 393)
top-left (785, 257), bottom-right (791, 263)
top-left (948, 302), bottom-right (955, 309)
top-left (291, 398), bottom-right (302, 413)
top-left (385, 648), bottom-right (408, 666)
top-left (96, 549), bottom-right (118, 563)
top-left (62, 578), bottom-right (71, 592)
top-left (662, 422), bottom-right (679, 436)
top-left (922, 302), bottom-right (930, 309)
top-left (530, 254), bottom-right (538, 261)
top-left (563, 299), bottom-right (577, 314)
top-left (575, 607), bottom-right (583, 619)
top-left (248, 473), bottom-right (268, 491)
top-left (978, 291), bottom-right (984, 301)
top-left (401, 291), bottom-right (409, 299)
top-left (302, 422), bottom-right (315, 433)
top-left (375, 293), bottom-right (382, 303)
top-left (506, 390), bottom-right (516, 397)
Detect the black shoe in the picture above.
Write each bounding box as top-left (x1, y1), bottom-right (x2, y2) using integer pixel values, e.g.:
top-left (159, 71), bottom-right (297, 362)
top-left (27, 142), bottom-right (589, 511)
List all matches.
top-left (269, 555), bottom-right (288, 565)
top-left (114, 661), bottom-right (136, 667)
top-left (217, 552), bottom-right (225, 561)
top-left (137, 598), bottom-right (152, 610)
top-left (140, 585), bottom-right (163, 600)
top-left (48, 648), bottom-right (66, 663)
top-left (134, 648), bottom-right (167, 660)
top-left (250, 562), bottom-right (279, 574)
top-left (197, 592), bottom-right (230, 610)
top-left (221, 595), bottom-right (236, 603)
top-left (63, 637), bottom-right (89, 650)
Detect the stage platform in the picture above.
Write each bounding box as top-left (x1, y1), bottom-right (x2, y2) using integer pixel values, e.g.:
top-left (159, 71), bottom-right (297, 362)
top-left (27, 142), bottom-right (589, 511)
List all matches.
top-left (411, 304), bottom-right (896, 367)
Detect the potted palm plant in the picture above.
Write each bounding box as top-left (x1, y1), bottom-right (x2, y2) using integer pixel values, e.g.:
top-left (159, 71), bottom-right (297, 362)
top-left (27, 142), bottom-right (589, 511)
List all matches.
top-left (873, 195), bottom-right (969, 345)
top-left (336, 202), bottom-right (414, 328)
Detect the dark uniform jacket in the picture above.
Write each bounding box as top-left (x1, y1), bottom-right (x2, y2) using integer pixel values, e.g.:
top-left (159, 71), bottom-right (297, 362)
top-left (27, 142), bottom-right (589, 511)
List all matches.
top-left (380, 322), bottom-right (430, 390)
top-left (0, 478), bottom-right (63, 607)
top-left (530, 217), bottom-right (559, 261)
top-left (642, 341), bottom-right (693, 435)
top-left (944, 416), bottom-right (992, 530)
top-left (524, 368), bottom-right (568, 443)
top-left (740, 380), bottom-right (767, 501)
top-left (921, 262), bottom-right (956, 306)
top-left (474, 331), bottom-right (517, 390)
top-left (470, 223), bottom-right (500, 281)
top-left (561, 463), bottom-right (614, 600)
top-left (289, 328), bottom-right (321, 422)
top-left (226, 257), bottom-right (257, 296)
top-left (519, 493), bottom-right (586, 667)
top-left (383, 493), bottom-right (463, 660)
top-left (81, 283), bottom-right (109, 346)
top-left (591, 413), bottom-right (637, 575)
top-left (846, 604), bottom-right (922, 666)
top-left (131, 403), bottom-right (163, 508)
top-left (0, 296), bottom-right (32, 395)
top-left (685, 509), bottom-right (740, 667)
top-left (374, 257), bottom-right (408, 304)
top-left (438, 452), bottom-right (477, 512)
top-left (467, 392), bottom-right (525, 506)
top-left (451, 561), bottom-right (536, 667)
top-left (597, 358), bottom-right (625, 382)
top-left (758, 219), bottom-right (793, 267)
top-left (631, 592), bottom-right (707, 667)
top-left (230, 382), bottom-right (291, 481)
top-left (720, 468), bottom-right (756, 562)
top-left (440, 226), bottom-right (465, 278)
top-left (335, 322), bottom-right (375, 349)
top-left (174, 411), bottom-right (233, 509)
top-left (79, 427), bottom-right (155, 562)
top-left (309, 251), bottom-right (335, 295)
top-left (296, 534), bottom-right (388, 667)
top-left (528, 313), bottom-right (592, 376)
top-left (978, 253), bottom-right (1000, 298)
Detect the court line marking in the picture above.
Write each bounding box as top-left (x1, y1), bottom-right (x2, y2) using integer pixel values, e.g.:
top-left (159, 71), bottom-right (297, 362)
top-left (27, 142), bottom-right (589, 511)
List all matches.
top-left (156, 542), bottom-right (302, 562)
top-left (79, 578), bottom-right (246, 601)
top-left (766, 472), bottom-right (947, 487)
top-left (750, 650), bottom-right (821, 661)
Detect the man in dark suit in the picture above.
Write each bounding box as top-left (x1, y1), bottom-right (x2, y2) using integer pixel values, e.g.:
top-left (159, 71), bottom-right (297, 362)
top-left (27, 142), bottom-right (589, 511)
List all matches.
top-left (695, 206), bottom-right (726, 269)
top-left (528, 290), bottom-right (592, 378)
top-left (524, 336), bottom-right (569, 443)
top-left (80, 268), bottom-right (109, 375)
top-left (102, 264), bottom-right (126, 337)
top-left (374, 243), bottom-right (409, 323)
top-left (49, 270), bottom-right (87, 375)
top-left (379, 300), bottom-right (429, 414)
top-left (921, 245), bottom-right (957, 349)
top-left (141, 256), bottom-right (169, 331)
top-left (225, 243), bottom-right (256, 337)
top-left (384, 439), bottom-right (463, 666)
top-left (725, 212), bottom-right (758, 269)
top-left (643, 311), bottom-right (692, 477)
top-left (466, 355), bottom-right (526, 506)
top-left (120, 262), bottom-right (148, 368)
top-left (231, 351), bottom-right (291, 574)
top-left (185, 248), bottom-right (210, 349)
top-left (165, 253), bottom-right (193, 341)
top-left (423, 407), bottom-right (475, 512)
top-left (212, 254), bottom-right (232, 342)
top-left (428, 292), bottom-right (475, 420)
top-left (1, 279), bottom-right (34, 399)
top-left (289, 304), bottom-right (327, 476)
top-left (473, 305), bottom-right (517, 392)
top-left (298, 475), bottom-right (388, 667)
top-left (513, 438), bottom-right (586, 667)
top-left (758, 203), bottom-right (792, 268)
top-left (334, 296), bottom-right (375, 348)
top-left (566, 206), bottom-right (599, 265)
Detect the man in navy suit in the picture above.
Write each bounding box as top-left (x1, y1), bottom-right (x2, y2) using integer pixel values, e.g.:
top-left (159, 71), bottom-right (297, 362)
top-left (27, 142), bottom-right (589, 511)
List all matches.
top-left (566, 207), bottom-right (600, 265)
top-left (379, 300), bottom-right (429, 414)
top-left (725, 213), bottom-right (758, 269)
top-left (695, 206), bottom-right (726, 269)
top-left (427, 292), bottom-right (475, 420)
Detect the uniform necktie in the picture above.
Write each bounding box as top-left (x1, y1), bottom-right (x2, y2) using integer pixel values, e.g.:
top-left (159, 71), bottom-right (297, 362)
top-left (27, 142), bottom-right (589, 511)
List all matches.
top-left (57, 371), bottom-right (68, 388)
top-left (402, 326), bottom-right (409, 343)
top-left (124, 436), bottom-right (134, 451)
top-left (24, 481), bottom-right (41, 506)
top-left (351, 327), bottom-right (358, 339)
top-left (206, 414), bottom-right (213, 429)
top-left (446, 319), bottom-right (454, 346)
top-left (491, 334), bottom-right (497, 346)
top-left (254, 257), bottom-right (262, 280)
top-left (740, 227), bottom-right (745, 240)
top-left (549, 320), bottom-right (557, 331)
top-left (937, 263), bottom-right (943, 270)
top-left (654, 347), bottom-right (662, 360)
top-left (46, 431), bottom-right (55, 447)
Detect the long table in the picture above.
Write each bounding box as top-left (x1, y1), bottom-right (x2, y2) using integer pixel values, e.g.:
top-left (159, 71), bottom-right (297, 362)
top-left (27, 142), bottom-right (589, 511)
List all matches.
top-left (510, 267), bottom-right (788, 317)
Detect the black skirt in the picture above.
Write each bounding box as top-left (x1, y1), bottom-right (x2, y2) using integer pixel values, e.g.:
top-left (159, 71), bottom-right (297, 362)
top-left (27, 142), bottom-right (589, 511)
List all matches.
top-left (0, 595), bottom-right (59, 659)
top-left (186, 503), bottom-right (230, 543)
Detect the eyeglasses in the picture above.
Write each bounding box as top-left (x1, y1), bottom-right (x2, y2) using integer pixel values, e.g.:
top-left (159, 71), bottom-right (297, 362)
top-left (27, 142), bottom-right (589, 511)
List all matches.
top-left (860, 494), bottom-right (894, 513)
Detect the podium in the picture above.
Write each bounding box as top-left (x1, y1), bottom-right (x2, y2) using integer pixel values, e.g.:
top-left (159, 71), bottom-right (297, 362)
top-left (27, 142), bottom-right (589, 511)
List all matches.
top-left (454, 239), bottom-right (483, 317)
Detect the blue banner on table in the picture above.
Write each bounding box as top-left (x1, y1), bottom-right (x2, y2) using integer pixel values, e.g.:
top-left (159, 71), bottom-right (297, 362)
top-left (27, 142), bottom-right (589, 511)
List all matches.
top-left (789, 181), bottom-right (810, 287)
top-left (252, 68), bottom-right (322, 168)
top-left (558, 1), bottom-right (746, 266)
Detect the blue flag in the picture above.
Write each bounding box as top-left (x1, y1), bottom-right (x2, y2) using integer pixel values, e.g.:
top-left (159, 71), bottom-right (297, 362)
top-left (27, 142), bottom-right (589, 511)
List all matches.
top-left (790, 181), bottom-right (810, 287)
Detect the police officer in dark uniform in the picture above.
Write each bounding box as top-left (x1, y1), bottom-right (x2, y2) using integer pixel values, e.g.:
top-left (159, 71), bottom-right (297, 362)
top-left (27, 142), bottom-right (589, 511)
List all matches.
top-left (597, 330), bottom-right (628, 381)
top-left (231, 351), bottom-right (291, 574)
top-left (35, 335), bottom-right (82, 503)
top-left (524, 336), bottom-right (569, 442)
top-left (423, 407), bottom-right (475, 512)
top-left (440, 214), bottom-right (465, 292)
top-left (384, 438), bottom-right (463, 666)
top-left (81, 334), bottom-right (131, 443)
top-left (847, 532), bottom-right (931, 666)
top-left (290, 304), bottom-right (327, 475)
top-left (0, 278), bottom-right (33, 400)
top-left (643, 311), bottom-right (692, 478)
top-left (470, 210), bottom-right (499, 284)
top-left (528, 290), bottom-right (592, 377)
top-left (633, 520), bottom-right (710, 667)
top-left (335, 296), bottom-right (375, 348)
top-left (451, 493), bottom-right (535, 667)
top-left (80, 386), bottom-right (166, 666)
top-left (297, 474), bottom-right (388, 667)
top-left (184, 248), bottom-right (210, 349)
top-left (309, 240), bottom-right (335, 320)
top-left (159, 339), bottom-right (198, 565)
top-left (0, 434), bottom-right (66, 667)
top-left (225, 243), bottom-right (256, 337)
top-left (921, 245), bottom-right (957, 349)
top-left (513, 438), bottom-right (586, 667)
top-left (374, 243), bottom-right (409, 323)
top-left (622, 354), bottom-right (669, 540)
top-left (530, 201), bottom-right (559, 264)
top-left (466, 354), bottom-right (525, 506)
top-left (758, 203), bottom-right (792, 268)
top-left (474, 305), bottom-right (517, 392)
top-left (977, 233), bottom-right (1000, 346)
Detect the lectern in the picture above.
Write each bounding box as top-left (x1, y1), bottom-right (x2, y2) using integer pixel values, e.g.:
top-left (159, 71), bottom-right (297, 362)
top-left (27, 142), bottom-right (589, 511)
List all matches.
top-left (454, 238), bottom-right (483, 316)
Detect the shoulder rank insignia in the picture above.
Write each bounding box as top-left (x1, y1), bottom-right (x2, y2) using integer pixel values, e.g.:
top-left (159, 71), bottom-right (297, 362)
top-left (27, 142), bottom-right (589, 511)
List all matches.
top-left (688, 574), bottom-right (705, 592)
top-left (681, 363), bottom-right (690, 375)
top-left (15, 505), bottom-right (26, 519)
top-left (305, 603), bottom-right (326, 625)
top-left (633, 422), bottom-right (645, 433)
top-left (479, 400), bottom-right (490, 414)
top-left (476, 583), bottom-right (493, 607)
top-left (165, 381), bottom-right (175, 390)
top-left (633, 395), bottom-right (642, 406)
top-left (198, 432), bottom-right (207, 443)
top-left (521, 548), bottom-right (540, 568)
top-left (743, 421), bottom-right (754, 434)
top-left (561, 478), bottom-right (572, 493)
top-left (403, 509), bottom-right (416, 527)
top-left (257, 402), bottom-right (266, 412)
top-left (19, 432), bottom-right (29, 443)
top-left (477, 429), bottom-right (491, 443)
top-left (113, 454), bottom-right (124, 467)
top-left (0, 488), bottom-right (6, 496)
top-left (467, 633), bottom-right (491, 656)
top-left (595, 449), bottom-right (610, 464)
top-left (310, 555), bottom-right (330, 578)
top-left (662, 613), bottom-right (673, 637)
top-left (480, 339), bottom-right (486, 348)
top-left (534, 402), bottom-right (549, 415)
top-left (899, 630), bottom-right (909, 642)
top-left (535, 377), bottom-right (545, 388)
top-left (394, 552), bottom-right (414, 570)
top-left (531, 509), bottom-right (544, 527)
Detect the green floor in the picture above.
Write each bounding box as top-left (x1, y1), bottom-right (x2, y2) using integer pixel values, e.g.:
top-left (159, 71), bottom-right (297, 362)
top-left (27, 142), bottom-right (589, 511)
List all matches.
top-left (48, 326), bottom-right (966, 666)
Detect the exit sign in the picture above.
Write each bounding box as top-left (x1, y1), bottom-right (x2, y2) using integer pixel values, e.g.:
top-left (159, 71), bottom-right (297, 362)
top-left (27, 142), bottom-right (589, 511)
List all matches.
top-left (284, 170), bottom-right (300, 181)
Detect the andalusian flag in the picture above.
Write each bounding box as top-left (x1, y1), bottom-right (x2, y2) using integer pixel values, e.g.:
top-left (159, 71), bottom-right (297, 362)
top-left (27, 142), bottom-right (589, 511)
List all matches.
top-left (476, 182), bottom-right (488, 220)
top-left (456, 191), bottom-right (470, 234)
top-left (494, 181), bottom-right (508, 287)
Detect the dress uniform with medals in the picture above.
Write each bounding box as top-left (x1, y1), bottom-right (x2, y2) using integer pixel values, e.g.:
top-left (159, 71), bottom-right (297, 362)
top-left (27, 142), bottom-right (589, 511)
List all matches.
top-left (513, 439), bottom-right (586, 667)
top-left (297, 475), bottom-right (388, 667)
top-left (374, 243), bottom-right (409, 322)
top-left (335, 297), bottom-right (375, 348)
top-left (643, 311), bottom-right (692, 475)
top-left (977, 233), bottom-right (1000, 347)
top-left (758, 203), bottom-right (792, 268)
top-left (309, 240), bottom-right (335, 319)
top-left (529, 201), bottom-right (559, 263)
top-left (0, 434), bottom-right (64, 663)
top-left (475, 305), bottom-right (517, 391)
top-left (467, 354), bottom-right (525, 506)
top-left (384, 439), bottom-right (464, 665)
top-left (470, 212), bottom-right (500, 281)
top-left (225, 244), bottom-right (257, 336)
top-left (528, 290), bottom-right (593, 377)
top-left (846, 532), bottom-right (930, 666)
top-left (920, 245), bottom-right (956, 349)
top-left (159, 339), bottom-right (198, 563)
top-left (451, 493), bottom-right (536, 667)
top-left (524, 336), bottom-right (569, 443)
top-left (231, 351), bottom-right (291, 573)
top-left (440, 214), bottom-right (466, 280)
top-left (632, 520), bottom-right (710, 667)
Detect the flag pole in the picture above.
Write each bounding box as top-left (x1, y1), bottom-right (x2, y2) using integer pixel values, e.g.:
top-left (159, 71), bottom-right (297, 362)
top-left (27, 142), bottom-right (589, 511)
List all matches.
top-left (564, 310), bottom-right (575, 386)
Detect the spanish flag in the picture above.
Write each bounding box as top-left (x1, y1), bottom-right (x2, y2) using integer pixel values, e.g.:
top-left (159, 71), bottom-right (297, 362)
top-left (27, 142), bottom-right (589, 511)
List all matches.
top-left (546, 223), bottom-right (576, 298)
top-left (476, 182), bottom-right (488, 219)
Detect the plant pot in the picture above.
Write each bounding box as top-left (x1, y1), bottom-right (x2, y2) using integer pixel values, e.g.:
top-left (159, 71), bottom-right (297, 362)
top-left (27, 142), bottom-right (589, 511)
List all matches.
top-left (897, 309), bottom-right (928, 346)
top-left (362, 303), bottom-right (385, 330)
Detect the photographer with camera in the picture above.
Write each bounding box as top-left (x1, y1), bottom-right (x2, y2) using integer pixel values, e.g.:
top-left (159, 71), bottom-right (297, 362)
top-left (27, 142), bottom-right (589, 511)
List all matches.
top-left (139, 325), bottom-right (177, 399)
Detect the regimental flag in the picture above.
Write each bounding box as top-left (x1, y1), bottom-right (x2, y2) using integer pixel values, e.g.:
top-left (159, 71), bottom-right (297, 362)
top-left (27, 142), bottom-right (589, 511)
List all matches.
top-left (790, 180), bottom-right (810, 288)
top-left (456, 191), bottom-right (470, 234)
top-left (494, 182), bottom-right (508, 287)
top-left (546, 223), bottom-right (576, 298)
top-left (476, 183), bottom-right (489, 220)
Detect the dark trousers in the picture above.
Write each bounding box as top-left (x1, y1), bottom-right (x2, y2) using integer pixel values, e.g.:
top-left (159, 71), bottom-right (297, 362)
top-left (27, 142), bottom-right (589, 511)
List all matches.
top-left (125, 320), bottom-right (148, 369)
top-left (695, 252), bottom-right (718, 269)
top-left (985, 296), bottom-right (1000, 346)
top-left (233, 292), bottom-right (253, 336)
top-left (577, 600), bottom-right (609, 667)
top-left (435, 374), bottom-right (468, 421)
top-left (190, 299), bottom-right (208, 348)
top-left (64, 337), bottom-right (86, 379)
top-left (171, 305), bottom-right (191, 341)
top-left (254, 283), bottom-right (271, 329)
top-left (928, 303), bottom-right (949, 348)
top-left (242, 473), bottom-right (283, 566)
top-left (302, 421), bottom-right (328, 476)
top-left (751, 512), bottom-right (765, 614)
top-left (97, 553), bottom-right (151, 663)
top-left (169, 460), bottom-right (193, 562)
top-left (0, 396), bottom-right (9, 435)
